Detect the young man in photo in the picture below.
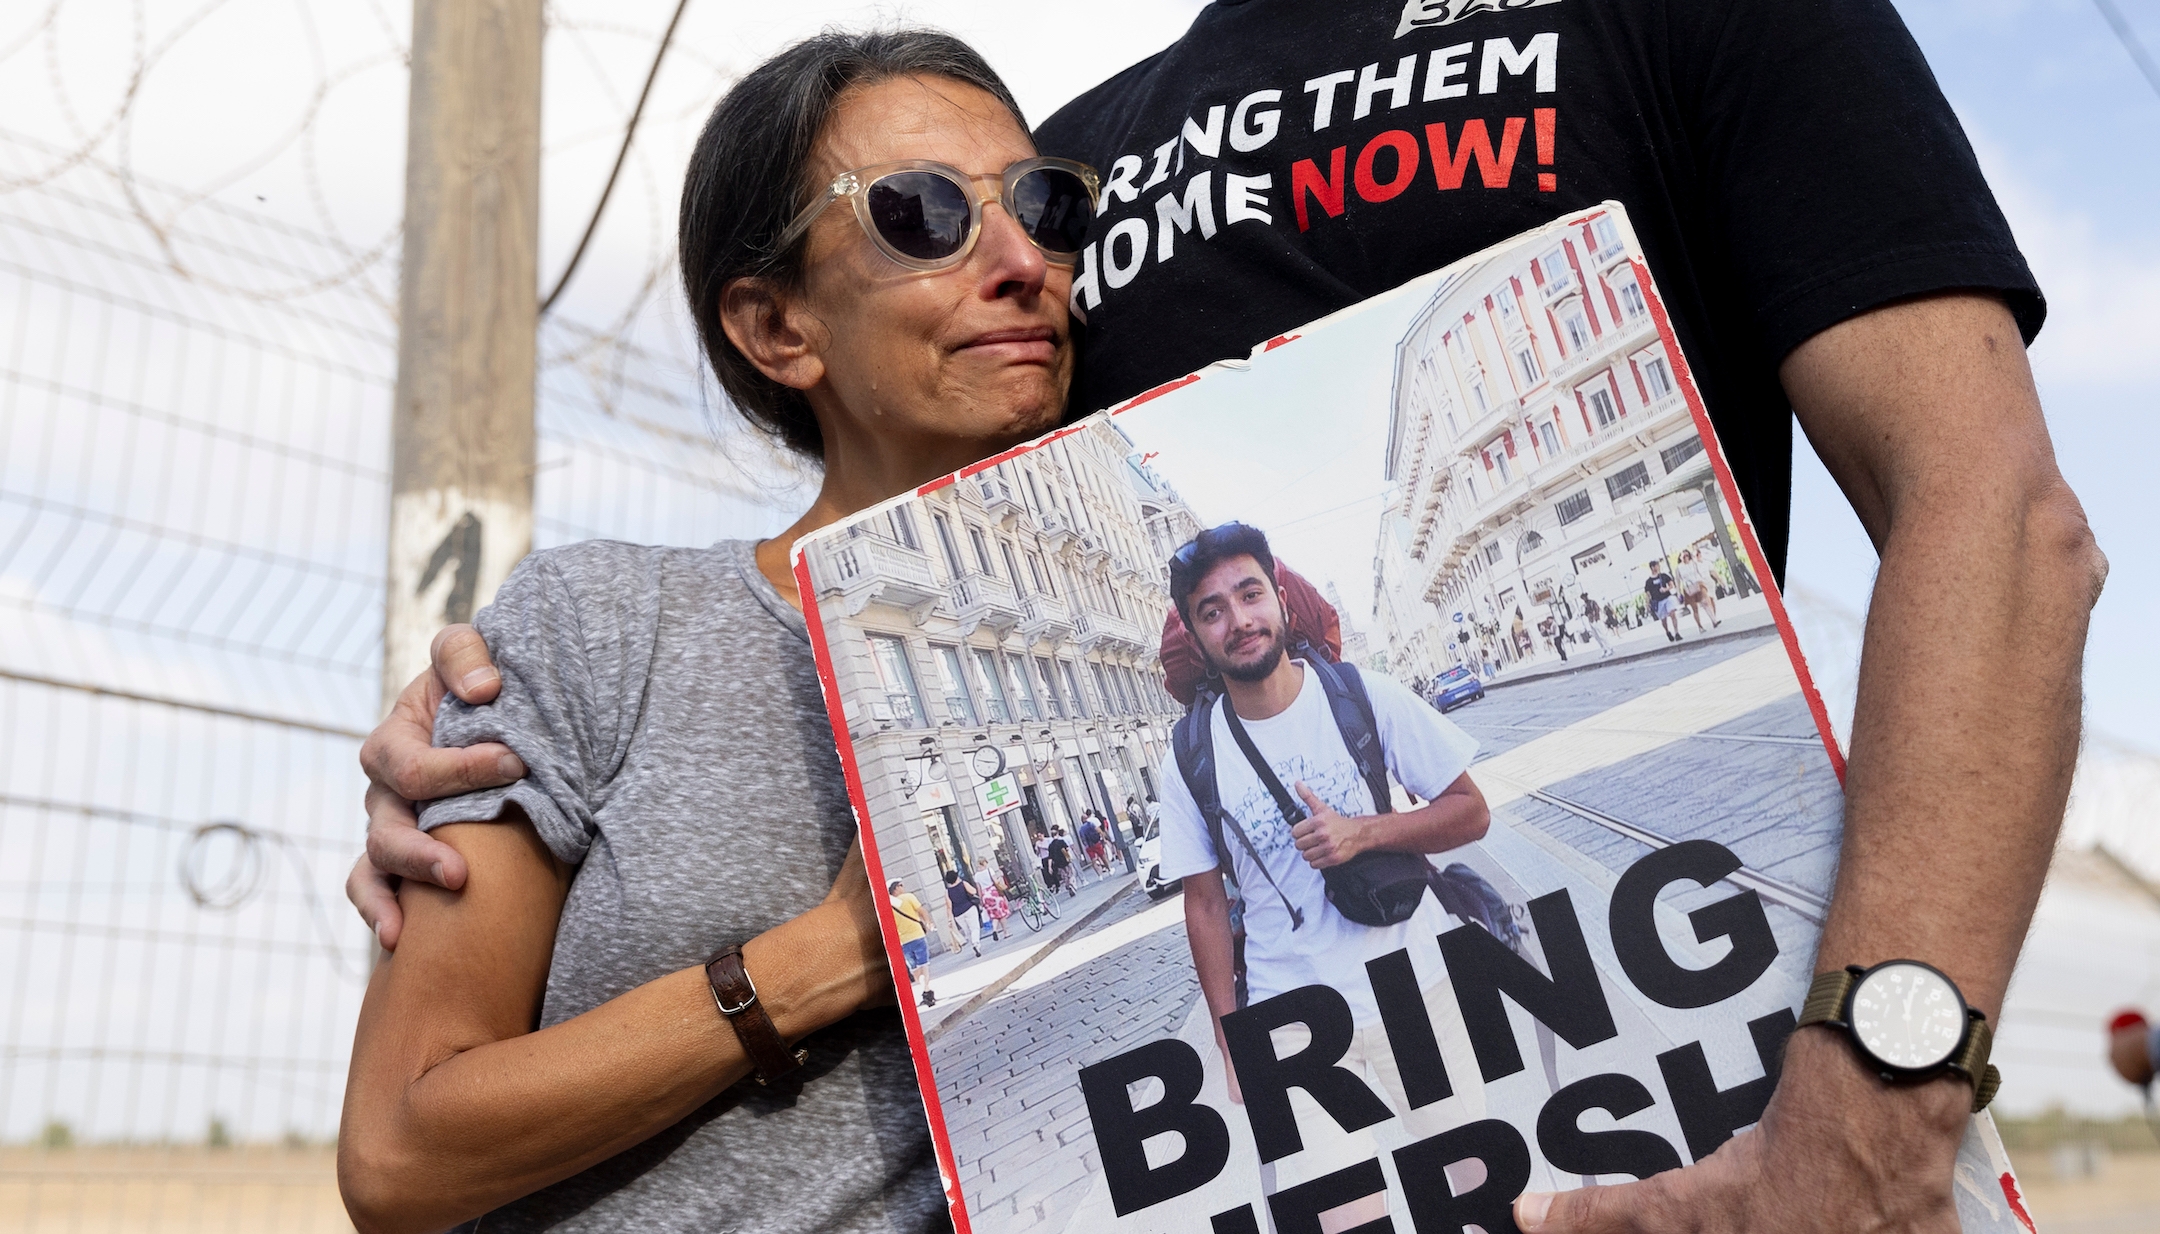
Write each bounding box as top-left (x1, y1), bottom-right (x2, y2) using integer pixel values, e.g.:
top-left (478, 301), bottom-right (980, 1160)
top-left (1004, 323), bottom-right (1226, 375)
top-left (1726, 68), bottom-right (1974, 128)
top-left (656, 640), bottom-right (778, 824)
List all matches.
top-left (1154, 522), bottom-right (1494, 1198)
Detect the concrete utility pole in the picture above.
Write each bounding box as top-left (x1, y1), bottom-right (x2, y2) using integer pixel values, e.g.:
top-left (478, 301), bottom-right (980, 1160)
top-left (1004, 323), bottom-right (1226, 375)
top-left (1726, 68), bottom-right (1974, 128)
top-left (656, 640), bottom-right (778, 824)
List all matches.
top-left (383, 0), bottom-right (544, 712)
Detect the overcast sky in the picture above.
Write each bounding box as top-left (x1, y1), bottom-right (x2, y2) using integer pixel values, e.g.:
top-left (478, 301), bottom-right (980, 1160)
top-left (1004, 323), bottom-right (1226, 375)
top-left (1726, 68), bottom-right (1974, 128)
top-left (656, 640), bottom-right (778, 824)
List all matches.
top-left (3, 0), bottom-right (2155, 748)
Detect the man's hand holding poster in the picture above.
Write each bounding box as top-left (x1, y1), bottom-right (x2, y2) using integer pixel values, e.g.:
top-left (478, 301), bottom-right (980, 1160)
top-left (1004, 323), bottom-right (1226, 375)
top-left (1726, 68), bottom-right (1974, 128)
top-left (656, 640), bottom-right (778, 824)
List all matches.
top-left (794, 207), bottom-right (2031, 1234)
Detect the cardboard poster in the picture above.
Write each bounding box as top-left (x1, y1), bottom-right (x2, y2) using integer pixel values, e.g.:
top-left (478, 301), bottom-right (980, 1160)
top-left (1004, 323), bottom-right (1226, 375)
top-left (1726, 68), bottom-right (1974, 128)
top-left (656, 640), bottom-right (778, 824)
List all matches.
top-left (796, 206), bottom-right (2033, 1234)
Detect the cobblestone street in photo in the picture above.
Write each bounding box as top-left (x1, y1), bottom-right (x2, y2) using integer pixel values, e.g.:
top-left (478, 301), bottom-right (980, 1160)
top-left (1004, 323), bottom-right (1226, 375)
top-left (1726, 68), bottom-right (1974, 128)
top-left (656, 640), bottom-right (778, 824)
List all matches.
top-left (921, 625), bottom-right (1839, 1234)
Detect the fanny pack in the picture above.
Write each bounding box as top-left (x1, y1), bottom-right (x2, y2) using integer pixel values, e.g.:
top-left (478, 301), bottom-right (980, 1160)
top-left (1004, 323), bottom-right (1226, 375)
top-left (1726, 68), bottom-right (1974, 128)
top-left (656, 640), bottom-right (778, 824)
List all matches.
top-left (1173, 653), bottom-right (1519, 948)
top-left (1223, 699), bottom-right (1484, 929)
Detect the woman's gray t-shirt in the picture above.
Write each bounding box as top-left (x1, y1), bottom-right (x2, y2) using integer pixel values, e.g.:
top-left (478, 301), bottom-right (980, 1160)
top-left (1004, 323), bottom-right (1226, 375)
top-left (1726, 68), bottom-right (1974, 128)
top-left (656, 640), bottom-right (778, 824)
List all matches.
top-left (418, 539), bottom-right (944, 1234)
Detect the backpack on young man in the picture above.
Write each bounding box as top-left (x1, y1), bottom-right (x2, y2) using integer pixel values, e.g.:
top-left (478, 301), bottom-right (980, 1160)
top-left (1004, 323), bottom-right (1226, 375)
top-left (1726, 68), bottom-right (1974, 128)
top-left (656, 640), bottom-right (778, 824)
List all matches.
top-left (1170, 646), bottom-right (1521, 1007)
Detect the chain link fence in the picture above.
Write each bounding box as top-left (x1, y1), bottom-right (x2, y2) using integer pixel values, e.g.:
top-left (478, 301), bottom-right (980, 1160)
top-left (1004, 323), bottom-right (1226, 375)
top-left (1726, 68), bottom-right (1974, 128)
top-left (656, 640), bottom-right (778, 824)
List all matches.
top-left (0, 124), bottom-right (800, 1231)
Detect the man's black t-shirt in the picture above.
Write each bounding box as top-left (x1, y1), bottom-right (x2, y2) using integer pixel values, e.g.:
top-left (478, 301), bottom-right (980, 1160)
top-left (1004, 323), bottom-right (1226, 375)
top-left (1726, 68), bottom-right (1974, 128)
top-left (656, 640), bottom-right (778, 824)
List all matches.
top-left (1645, 570), bottom-right (1675, 605)
top-left (1033, 0), bottom-right (2042, 579)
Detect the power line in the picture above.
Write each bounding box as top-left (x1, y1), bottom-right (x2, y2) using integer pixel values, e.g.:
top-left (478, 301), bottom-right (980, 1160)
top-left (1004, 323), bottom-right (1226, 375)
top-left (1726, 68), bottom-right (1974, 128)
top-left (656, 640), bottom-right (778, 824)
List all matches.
top-left (2092, 0), bottom-right (2160, 104)
top-left (540, 0), bottom-right (692, 314)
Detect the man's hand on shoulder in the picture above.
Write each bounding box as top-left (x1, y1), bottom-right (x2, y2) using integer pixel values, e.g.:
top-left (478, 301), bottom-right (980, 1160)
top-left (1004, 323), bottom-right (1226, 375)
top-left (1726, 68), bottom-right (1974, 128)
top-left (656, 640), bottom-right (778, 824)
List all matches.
top-left (346, 624), bottom-right (526, 950)
top-left (1515, 1030), bottom-right (1968, 1234)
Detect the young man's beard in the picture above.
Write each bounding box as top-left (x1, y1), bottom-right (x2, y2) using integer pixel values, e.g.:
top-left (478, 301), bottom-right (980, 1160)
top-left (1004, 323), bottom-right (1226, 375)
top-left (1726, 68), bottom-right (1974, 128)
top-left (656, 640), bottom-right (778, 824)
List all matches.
top-left (1209, 623), bottom-right (1288, 683)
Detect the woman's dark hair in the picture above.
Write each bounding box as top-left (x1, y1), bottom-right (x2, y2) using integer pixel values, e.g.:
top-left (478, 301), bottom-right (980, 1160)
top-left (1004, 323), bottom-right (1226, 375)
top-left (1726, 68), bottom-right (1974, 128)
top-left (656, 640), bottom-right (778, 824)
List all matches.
top-left (679, 29), bottom-right (1028, 459)
top-left (1167, 522), bottom-right (1278, 627)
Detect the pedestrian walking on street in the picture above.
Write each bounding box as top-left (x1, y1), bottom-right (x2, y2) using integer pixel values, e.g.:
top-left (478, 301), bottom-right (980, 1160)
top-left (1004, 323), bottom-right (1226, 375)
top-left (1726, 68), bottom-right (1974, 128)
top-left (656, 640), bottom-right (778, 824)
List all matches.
top-left (1047, 826), bottom-right (1077, 896)
top-left (1645, 561), bottom-right (1684, 642)
top-left (1077, 811), bottom-right (1107, 876)
top-left (1511, 607), bottom-right (1533, 659)
top-left (1580, 593), bottom-right (1614, 658)
top-left (1121, 795), bottom-right (1146, 871)
top-left (944, 870), bottom-right (983, 958)
top-left (979, 876), bottom-right (1011, 941)
top-left (1543, 610), bottom-right (1569, 663)
top-left (1677, 548), bottom-right (1721, 631)
top-left (890, 879), bottom-right (935, 1007)
top-left (1068, 819), bottom-right (1093, 885)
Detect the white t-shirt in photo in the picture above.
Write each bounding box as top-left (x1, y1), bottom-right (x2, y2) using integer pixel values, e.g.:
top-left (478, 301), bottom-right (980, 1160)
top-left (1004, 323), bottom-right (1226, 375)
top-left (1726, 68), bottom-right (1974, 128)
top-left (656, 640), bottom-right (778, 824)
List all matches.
top-left (1156, 662), bottom-right (1480, 1025)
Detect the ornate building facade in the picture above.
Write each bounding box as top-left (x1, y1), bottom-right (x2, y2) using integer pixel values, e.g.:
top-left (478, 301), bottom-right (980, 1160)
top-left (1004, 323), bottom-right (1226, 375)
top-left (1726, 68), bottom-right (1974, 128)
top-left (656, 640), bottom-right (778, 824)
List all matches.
top-left (805, 419), bottom-right (1198, 953)
top-left (1374, 209), bottom-right (1747, 679)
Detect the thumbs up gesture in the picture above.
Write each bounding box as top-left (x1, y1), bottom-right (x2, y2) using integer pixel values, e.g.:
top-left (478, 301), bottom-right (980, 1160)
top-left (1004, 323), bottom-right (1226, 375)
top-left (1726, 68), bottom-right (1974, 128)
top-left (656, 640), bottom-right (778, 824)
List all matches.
top-left (1289, 782), bottom-right (1370, 869)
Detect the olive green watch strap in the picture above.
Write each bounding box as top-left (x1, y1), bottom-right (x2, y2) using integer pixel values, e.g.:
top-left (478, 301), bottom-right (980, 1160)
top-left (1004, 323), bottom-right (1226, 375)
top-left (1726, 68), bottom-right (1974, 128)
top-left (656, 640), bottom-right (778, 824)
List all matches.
top-left (1955, 1014), bottom-right (2001, 1112)
top-left (1797, 967), bottom-right (1999, 1113)
top-left (1797, 967), bottom-right (1855, 1030)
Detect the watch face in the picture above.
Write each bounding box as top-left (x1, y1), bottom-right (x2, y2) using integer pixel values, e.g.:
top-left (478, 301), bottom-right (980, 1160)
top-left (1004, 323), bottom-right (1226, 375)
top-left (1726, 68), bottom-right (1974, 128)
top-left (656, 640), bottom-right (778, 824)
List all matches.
top-left (1850, 962), bottom-right (1966, 1071)
top-left (970, 746), bottom-right (1006, 779)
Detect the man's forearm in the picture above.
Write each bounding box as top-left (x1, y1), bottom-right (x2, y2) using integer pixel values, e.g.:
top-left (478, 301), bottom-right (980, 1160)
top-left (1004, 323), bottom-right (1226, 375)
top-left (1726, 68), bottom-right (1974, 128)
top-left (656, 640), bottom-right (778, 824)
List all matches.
top-left (1815, 491), bottom-right (2096, 1016)
top-left (1788, 293), bottom-right (2105, 1021)
top-left (1511, 292), bottom-right (2096, 1234)
top-left (1365, 790), bottom-right (1489, 857)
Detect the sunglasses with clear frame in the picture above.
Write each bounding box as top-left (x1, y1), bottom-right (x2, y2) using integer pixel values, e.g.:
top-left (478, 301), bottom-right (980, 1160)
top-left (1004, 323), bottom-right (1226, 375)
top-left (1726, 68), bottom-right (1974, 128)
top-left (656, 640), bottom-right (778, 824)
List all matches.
top-left (772, 157), bottom-right (1102, 272)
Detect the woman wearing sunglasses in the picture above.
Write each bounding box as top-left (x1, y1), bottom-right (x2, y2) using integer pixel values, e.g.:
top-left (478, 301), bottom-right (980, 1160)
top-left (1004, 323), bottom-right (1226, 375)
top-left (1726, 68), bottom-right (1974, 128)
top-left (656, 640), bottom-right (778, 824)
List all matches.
top-left (337, 30), bottom-right (1095, 1234)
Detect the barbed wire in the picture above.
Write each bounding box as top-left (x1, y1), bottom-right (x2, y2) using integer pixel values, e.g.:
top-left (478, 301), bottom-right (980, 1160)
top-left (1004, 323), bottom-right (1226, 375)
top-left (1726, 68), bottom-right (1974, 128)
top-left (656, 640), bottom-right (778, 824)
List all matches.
top-left (3, 0), bottom-right (408, 309)
top-left (0, 6), bottom-right (806, 1179)
top-left (542, 0), bottom-right (692, 313)
top-left (0, 0), bottom-right (743, 352)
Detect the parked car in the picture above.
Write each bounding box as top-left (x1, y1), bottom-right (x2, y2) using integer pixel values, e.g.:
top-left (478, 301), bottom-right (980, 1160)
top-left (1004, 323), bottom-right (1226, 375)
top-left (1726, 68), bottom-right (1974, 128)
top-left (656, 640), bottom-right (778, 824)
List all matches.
top-left (1429, 664), bottom-right (1485, 712)
top-left (1137, 817), bottom-right (1178, 899)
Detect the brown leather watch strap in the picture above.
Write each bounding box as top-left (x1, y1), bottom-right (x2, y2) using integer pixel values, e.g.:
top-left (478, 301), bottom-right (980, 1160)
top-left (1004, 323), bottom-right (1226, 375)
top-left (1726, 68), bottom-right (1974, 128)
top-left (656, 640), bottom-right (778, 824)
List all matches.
top-left (704, 946), bottom-right (807, 1086)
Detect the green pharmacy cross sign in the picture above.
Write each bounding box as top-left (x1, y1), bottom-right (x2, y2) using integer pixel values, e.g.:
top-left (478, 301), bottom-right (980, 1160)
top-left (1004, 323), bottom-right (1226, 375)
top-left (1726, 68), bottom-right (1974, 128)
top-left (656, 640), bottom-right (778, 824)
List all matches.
top-left (974, 773), bottom-right (1023, 819)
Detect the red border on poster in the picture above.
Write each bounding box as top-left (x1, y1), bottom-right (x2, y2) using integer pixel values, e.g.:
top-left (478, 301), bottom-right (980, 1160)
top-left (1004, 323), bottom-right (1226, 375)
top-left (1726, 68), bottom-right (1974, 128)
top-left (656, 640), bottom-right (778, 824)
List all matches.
top-left (792, 204), bottom-right (1862, 1234)
top-left (796, 559), bottom-right (978, 1234)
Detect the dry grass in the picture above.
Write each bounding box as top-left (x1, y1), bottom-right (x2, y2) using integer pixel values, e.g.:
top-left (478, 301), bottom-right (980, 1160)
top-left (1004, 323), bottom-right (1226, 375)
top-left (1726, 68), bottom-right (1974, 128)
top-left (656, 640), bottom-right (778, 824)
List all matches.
top-left (2004, 1147), bottom-right (2160, 1234)
top-left (0, 1146), bottom-right (350, 1234)
top-left (1, 1143), bottom-right (2154, 1233)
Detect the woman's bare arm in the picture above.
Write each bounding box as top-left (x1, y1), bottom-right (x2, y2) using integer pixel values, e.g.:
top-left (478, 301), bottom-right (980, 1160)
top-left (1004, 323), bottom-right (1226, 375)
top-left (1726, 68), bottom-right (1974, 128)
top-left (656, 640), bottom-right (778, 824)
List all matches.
top-left (337, 814), bottom-right (888, 1234)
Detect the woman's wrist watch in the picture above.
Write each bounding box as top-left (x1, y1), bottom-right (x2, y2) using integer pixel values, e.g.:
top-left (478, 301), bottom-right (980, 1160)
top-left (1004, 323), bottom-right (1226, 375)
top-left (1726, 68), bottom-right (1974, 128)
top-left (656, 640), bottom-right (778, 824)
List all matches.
top-left (704, 945), bottom-right (808, 1085)
top-left (1797, 960), bottom-right (2000, 1113)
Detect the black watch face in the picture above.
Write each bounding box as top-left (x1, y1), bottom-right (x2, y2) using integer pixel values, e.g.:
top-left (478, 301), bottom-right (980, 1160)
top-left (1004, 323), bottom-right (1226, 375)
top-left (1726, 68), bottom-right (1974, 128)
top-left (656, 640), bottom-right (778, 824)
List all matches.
top-left (1850, 962), bottom-right (1966, 1071)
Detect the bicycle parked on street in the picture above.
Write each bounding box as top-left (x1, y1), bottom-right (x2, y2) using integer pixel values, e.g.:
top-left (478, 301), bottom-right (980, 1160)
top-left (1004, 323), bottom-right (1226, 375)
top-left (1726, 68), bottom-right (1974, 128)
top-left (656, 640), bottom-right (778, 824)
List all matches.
top-left (1010, 873), bottom-right (1060, 933)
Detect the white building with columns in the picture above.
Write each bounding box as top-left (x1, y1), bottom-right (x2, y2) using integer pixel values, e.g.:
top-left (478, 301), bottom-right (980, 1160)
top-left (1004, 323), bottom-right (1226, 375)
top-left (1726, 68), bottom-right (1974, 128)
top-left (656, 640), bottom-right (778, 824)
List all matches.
top-left (805, 419), bottom-right (1197, 953)
top-left (1375, 209), bottom-right (1751, 675)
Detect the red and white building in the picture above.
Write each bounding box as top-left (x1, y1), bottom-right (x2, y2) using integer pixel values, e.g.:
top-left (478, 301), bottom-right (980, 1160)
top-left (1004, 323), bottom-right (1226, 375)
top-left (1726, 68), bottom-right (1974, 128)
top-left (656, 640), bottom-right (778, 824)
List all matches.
top-left (1375, 211), bottom-right (1724, 675)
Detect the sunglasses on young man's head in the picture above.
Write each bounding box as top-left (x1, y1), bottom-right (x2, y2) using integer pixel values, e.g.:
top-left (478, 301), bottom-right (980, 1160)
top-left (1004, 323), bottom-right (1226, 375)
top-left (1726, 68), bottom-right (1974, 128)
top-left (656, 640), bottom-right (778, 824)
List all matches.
top-left (774, 157), bottom-right (1101, 272)
top-left (1167, 523), bottom-right (1272, 589)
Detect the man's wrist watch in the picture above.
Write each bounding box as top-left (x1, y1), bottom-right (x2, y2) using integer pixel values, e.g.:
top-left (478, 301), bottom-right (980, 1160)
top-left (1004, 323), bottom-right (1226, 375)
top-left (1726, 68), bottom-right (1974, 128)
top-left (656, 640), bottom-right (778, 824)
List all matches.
top-left (704, 945), bottom-right (808, 1086)
top-left (1797, 960), bottom-right (2000, 1112)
